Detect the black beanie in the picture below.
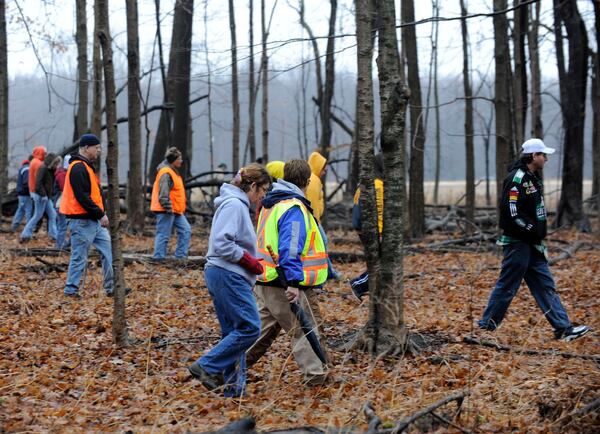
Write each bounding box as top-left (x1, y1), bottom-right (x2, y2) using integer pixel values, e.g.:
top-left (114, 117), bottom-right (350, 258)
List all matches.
top-left (79, 134), bottom-right (100, 147)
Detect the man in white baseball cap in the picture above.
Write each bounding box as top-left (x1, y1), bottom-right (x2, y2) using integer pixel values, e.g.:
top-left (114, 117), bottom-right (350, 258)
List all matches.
top-left (478, 138), bottom-right (589, 342)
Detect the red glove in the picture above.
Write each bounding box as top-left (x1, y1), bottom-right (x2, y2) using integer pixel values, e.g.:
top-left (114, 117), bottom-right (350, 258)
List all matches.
top-left (238, 251), bottom-right (264, 275)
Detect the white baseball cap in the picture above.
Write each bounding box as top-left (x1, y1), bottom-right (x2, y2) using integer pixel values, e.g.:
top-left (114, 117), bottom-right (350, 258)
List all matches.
top-left (521, 138), bottom-right (555, 154)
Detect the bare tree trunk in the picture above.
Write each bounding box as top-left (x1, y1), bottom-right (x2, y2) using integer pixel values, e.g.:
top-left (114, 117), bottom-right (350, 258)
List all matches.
top-left (0, 0), bottom-right (7, 205)
top-left (493, 0), bottom-right (514, 207)
top-left (97, 0), bottom-right (129, 347)
top-left (319, 0), bottom-right (337, 160)
top-left (171, 0), bottom-right (194, 178)
top-left (261, 0), bottom-right (269, 163)
top-left (245, 0), bottom-right (256, 164)
top-left (229, 0), bottom-right (240, 171)
top-left (592, 1), bottom-right (600, 213)
top-left (126, 0), bottom-right (144, 233)
top-left (75, 0), bottom-right (89, 137)
top-left (512, 0), bottom-right (528, 146)
top-left (203, 0), bottom-right (215, 172)
top-left (460, 0), bottom-right (475, 231)
top-left (402, 0), bottom-right (425, 240)
top-left (432, 0), bottom-right (440, 205)
top-left (553, 0), bottom-right (590, 231)
top-left (90, 0), bottom-right (103, 137)
top-left (528, 0), bottom-right (543, 138)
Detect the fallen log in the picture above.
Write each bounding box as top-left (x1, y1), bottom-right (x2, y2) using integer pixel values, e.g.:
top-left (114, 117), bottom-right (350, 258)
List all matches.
top-left (552, 396), bottom-right (600, 427)
top-left (463, 337), bottom-right (600, 362)
top-left (548, 241), bottom-right (585, 265)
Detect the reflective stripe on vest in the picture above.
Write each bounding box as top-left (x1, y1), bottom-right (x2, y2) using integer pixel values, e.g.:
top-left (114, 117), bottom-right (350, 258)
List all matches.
top-left (59, 161), bottom-right (104, 215)
top-left (256, 198), bottom-right (328, 286)
top-left (150, 166), bottom-right (186, 214)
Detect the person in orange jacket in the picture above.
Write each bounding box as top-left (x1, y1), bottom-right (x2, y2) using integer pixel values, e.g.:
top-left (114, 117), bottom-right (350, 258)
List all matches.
top-left (150, 147), bottom-right (191, 259)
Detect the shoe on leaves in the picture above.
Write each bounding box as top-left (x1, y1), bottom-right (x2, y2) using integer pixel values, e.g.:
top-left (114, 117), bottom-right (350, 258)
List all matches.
top-left (188, 363), bottom-right (223, 391)
top-left (555, 325), bottom-right (589, 342)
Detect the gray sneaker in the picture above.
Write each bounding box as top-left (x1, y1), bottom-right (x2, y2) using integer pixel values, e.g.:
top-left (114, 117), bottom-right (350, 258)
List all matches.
top-left (188, 363), bottom-right (223, 391)
top-left (555, 325), bottom-right (590, 342)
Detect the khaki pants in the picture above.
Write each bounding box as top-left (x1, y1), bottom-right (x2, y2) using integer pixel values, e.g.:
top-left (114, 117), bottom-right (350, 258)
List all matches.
top-left (246, 285), bottom-right (327, 381)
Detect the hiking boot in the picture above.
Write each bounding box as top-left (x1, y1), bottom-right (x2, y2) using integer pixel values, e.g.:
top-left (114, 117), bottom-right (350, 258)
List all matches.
top-left (555, 325), bottom-right (590, 342)
top-left (64, 292), bottom-right (81, 299)
top-left (19, 237), bottom-right (31, 244)
top-left (106, 287), bottom-right (132, 297)
top-left (188, 362), bottom-right (223, 391)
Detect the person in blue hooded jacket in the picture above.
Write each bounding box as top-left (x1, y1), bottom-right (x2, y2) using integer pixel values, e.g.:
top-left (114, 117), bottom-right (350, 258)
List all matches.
top-left (188, 163), bottom-right (271, 397)
top-left (11, 157), bottom-right (33, 231)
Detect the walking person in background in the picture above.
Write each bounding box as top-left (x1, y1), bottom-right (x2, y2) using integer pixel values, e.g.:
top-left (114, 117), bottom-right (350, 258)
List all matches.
top-left (150, 147), bottom-right (191, 260)
top-left (60, 134), bottom-right (123, 298)
top-left (478, 138), bottom-right (589, 342)
top-left (54, 155), bottom-right (70, 250)
top-left (10, 157), bottom-right (33, 232)
top-left (20, 152), bottom-right (61, 243)
top-left (188, 163), bottom-right (271, 397)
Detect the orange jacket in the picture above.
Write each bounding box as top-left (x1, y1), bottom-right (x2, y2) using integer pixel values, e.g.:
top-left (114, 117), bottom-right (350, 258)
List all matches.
top-left (60, 159), bottom-right (104, 217)
top-left (151, 164), bottom-right (186, 214)
top-left (28, 146), bottom-right (47, 193)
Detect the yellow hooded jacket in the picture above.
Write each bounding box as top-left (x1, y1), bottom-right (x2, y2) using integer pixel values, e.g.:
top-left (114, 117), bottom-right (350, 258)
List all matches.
top-left (266, 160), bottom-right (285, 181)
top-left (306, 151), bottom-right (327, 222)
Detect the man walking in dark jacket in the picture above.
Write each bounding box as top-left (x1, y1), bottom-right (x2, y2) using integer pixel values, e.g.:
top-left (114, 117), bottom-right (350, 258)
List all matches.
top-left (478, 138), bottom-right (589, 342)
top-left (11, 158), bottom-right (33, 231)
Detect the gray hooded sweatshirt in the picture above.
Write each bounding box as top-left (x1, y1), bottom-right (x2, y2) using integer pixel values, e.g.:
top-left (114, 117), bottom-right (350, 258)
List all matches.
top-left (205, 183), bottom-right (258, 285)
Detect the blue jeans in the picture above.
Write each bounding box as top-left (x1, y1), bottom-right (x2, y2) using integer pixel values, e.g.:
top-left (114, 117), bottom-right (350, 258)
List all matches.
top-left (478, 242), bottom-right (571, 333)
top-left (197, 266), bottom-right (260, 397)
top-left (64, 219), bottom-right (114, 295)
top-left (11, 195), bottom-right (33, 231)
top-left (55, 212), bottom-right (70, 249)
top-left (21, 192), bottom-right (57, 240)
top-left (153, 213), bottom-right (191, 259)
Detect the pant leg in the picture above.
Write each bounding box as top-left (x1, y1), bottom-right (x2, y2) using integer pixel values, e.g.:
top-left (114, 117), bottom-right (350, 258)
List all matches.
top-left (350, 271), bottom-right (370, 297)
top-left (479, 242), bottom-right (530, 330)
top-left (523, 251), bottom-right (572, 332)
top-left (153, 213), bottom-right (174, 259)
top-left (173, 214), bottom-right (191, 258)
top-left (253, 285), bottom-right (327, 380)
top-left (55, 212), bottom-right (69, 249)
top-left (44, 198), bottom-right (57, 240)
top-left (24, 195), bottom-right (33, 222)
top-left (21, 193), bottom-right (46, 239)
top-left (198, 266), bottom-right (261, 396)
top-left (246, 285), bottom-right (283, 368)
top-left (303, 288), bottom-right (329, 362)
top-left (64, 219), bottom-right (94, 295)
top-left (11, 196), bottom-right (28, 230)
top-left (91, 224), bottom-right (114, 293)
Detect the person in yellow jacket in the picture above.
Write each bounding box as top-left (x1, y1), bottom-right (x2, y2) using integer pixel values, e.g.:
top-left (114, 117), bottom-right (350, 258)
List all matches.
top-left (246, 159), bottom-right (330, 386)
top-left (150, 147), bottom-right (191, 259)
top-left (350, 153), bottom-right (384, 301)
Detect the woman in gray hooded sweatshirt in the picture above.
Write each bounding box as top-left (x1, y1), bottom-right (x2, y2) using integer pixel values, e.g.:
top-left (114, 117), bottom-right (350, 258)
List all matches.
top-left (188, 163), bottom-right (271, 397)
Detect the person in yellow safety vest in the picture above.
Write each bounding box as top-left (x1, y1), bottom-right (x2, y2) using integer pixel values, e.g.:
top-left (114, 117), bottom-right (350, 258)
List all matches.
top-left (150, 147), bottom-right (191, 259)
top-left (350, 153), bottom-right (384, 301)
top-left (246, 159), bottom-right (331, 387)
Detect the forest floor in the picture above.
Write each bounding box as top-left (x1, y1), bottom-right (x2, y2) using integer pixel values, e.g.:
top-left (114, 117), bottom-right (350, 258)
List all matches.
top-left (0, 218), bottom-right (598, 433)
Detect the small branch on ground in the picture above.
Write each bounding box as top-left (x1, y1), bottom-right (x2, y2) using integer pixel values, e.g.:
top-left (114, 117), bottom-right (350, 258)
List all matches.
top-left (363, 401), bottom-right (382, 433)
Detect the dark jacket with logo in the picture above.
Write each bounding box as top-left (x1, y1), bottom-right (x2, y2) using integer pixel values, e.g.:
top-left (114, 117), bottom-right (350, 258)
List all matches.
top-left (498, 160), bottom-right (547, 245)
top-left (16, 162), bottom-right (30, 196)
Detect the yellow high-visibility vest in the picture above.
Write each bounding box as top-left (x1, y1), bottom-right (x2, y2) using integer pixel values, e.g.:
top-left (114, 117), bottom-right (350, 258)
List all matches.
top-left (256, 198), bottom-right (328, 286)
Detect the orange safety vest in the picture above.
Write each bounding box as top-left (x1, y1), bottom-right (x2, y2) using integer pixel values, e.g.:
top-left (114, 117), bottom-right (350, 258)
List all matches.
top-left (150, 166), bottom-right (186, 214)
top-left (59, 161), bottom-right (104, 215)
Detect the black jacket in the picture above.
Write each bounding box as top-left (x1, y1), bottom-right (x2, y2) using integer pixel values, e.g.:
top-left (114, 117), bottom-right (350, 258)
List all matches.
top-left (65, 154), bottom-right (106, 220)
top-left (498, 160), bottom-right (547, 245)
top-left (34, 165), bottom-right (55, 198)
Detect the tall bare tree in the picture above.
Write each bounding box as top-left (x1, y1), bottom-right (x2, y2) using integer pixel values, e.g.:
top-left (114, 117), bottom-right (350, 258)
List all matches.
top-left (260, 0), bottom-right (270, 163)
top-left (355, 0), bottom-right (411, 356)
top-left (75, 0), bottom-right (89, 138)
top-left (553, 0), bottom-right (590, 231)
top-left (126, 0), bottom-right (144, 232)
top-left (493, 0), bottom-right (514, 205)
top-left (0, 0), bottom-right (7, 205)
top-left (97, 0), bottom-right (130, 346)
top-left (320, 0), bottom-right (337, 160)
top-left (245, 0), bottom-right (257, 163)
top-left (229, 0), bottom-right (240, 171)
top-left (170, 0), bottom-right (194, 178)
top-left (512, 0), bottom-right (528, 146)
top-left (460, 0), bottom-right (475, 230)
top-left (203, 0), bottom-right (215, 172)
top-left (90, 0), bottom-right (103, 137)
top-left (592, 0), bottom-right (600, 212)
top-left (528, 0), bottom-right (543, 138)
top-left (402, 0), bottom-right (425, 239)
